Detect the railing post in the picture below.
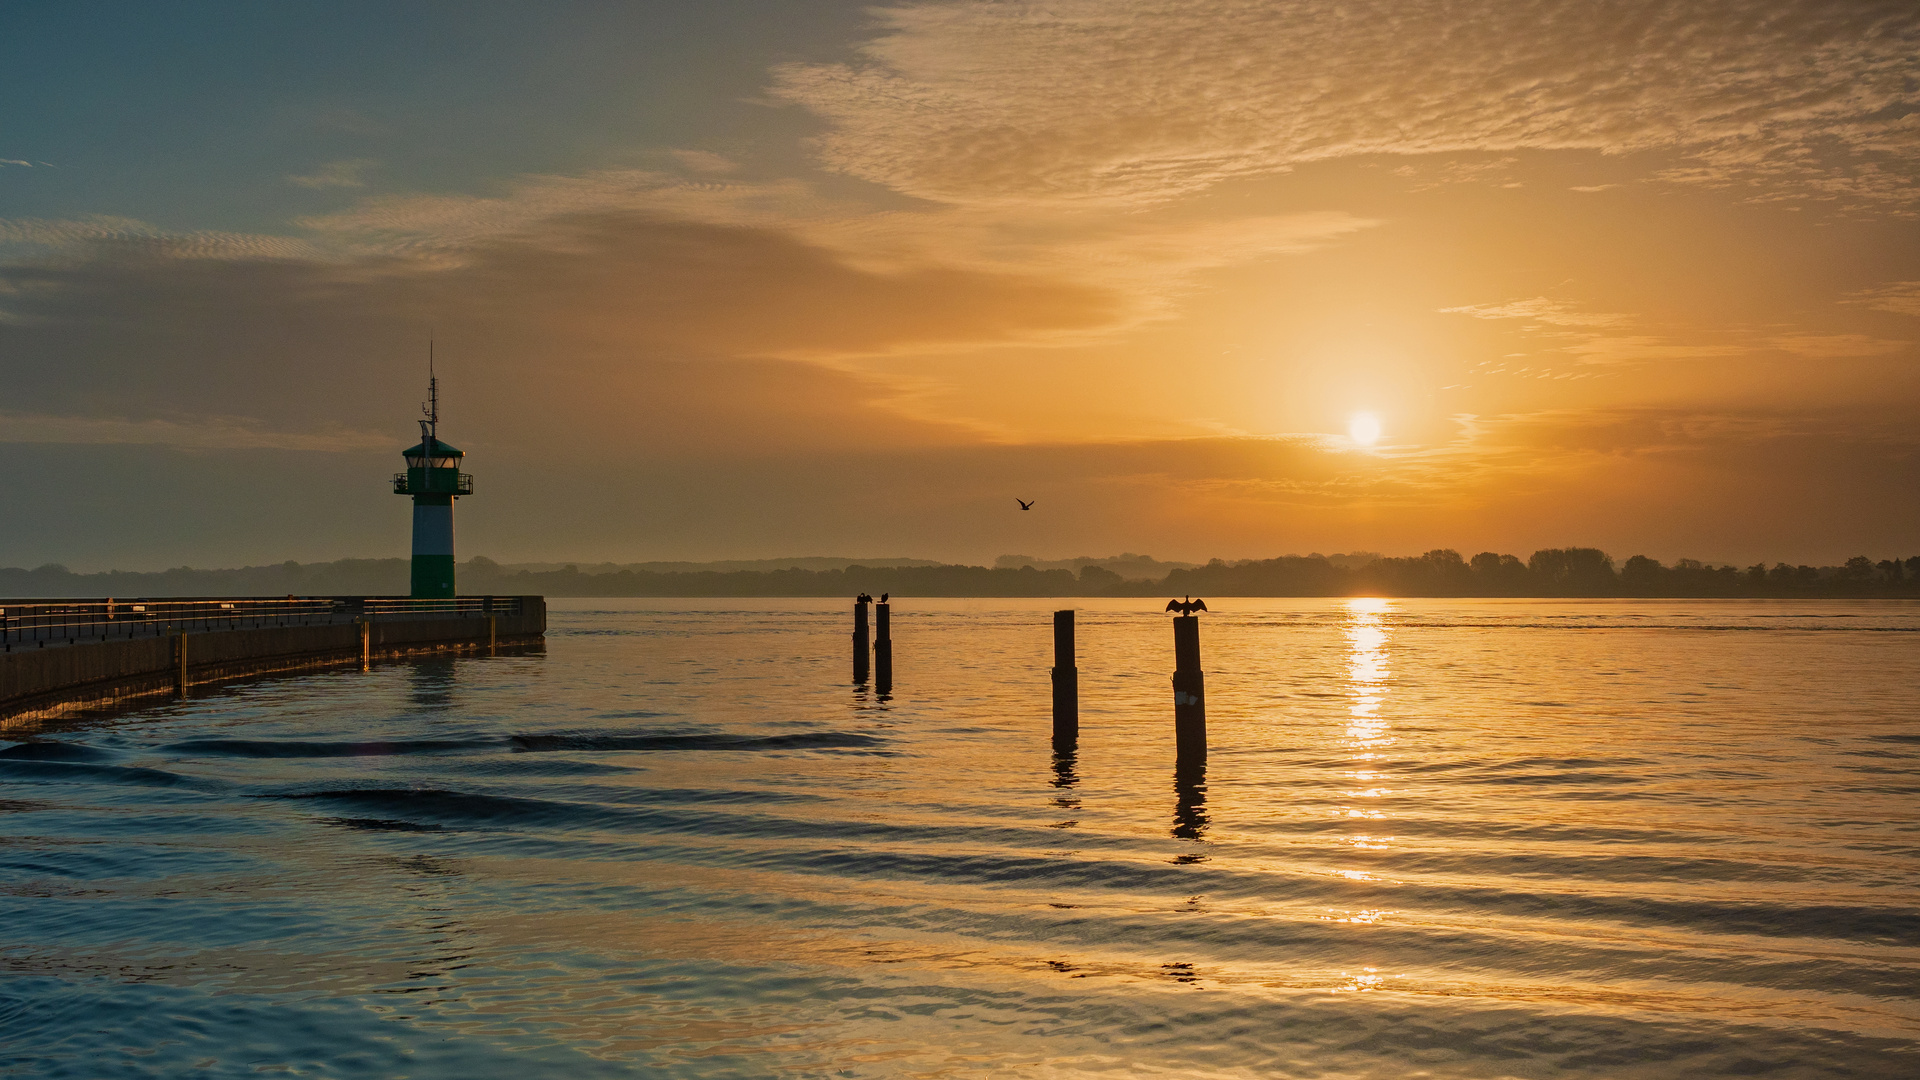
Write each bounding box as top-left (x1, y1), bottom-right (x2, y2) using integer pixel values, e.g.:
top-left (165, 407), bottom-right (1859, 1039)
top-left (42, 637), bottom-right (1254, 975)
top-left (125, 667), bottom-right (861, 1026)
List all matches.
top-left (174, 632), bottom-right (189, 697)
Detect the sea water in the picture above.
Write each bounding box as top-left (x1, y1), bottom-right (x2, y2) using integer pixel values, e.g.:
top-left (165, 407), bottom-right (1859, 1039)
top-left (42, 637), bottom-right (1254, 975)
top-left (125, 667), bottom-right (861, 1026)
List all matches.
top-left (2, 598), bottom-right (1917, 1078)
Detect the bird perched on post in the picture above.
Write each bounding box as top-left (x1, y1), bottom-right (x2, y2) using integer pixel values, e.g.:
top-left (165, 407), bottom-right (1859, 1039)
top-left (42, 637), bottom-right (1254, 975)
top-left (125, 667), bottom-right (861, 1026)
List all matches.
top-left (856, 592), bottom-right (872, 603)
top-left (1165, 596), bottom-right (1209, 615)
top-left (880, 593), bottom-right (889, 602)
top-left (1016, 499), bottom-right (1034, 510)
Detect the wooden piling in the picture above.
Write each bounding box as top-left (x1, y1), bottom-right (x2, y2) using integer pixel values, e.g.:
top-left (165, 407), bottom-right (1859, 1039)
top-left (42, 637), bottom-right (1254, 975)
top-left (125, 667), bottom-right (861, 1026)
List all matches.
top-left (1051, 609), bottom-right (1078, 745)
top-left (359, 620), bottom-right (371, 670)
top-left (173, 632), bottom-right (189, 697)
top-left (874, 601), bottom-right (892, 694)
top-left (1172, 614), bottom-right (1205, 761)
top-left (853, 597), bottom-right (870, 683)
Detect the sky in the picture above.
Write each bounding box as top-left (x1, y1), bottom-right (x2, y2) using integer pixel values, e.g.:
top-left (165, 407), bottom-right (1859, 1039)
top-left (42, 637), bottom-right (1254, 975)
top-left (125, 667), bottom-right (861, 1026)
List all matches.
top-left (3, 0), bottom-right (1917, 571)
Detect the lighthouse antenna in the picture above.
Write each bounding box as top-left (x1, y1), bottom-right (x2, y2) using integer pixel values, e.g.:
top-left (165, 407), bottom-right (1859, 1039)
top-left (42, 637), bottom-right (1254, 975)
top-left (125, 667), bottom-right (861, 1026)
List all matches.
top-left (422, 334), bottom-right (439, 451)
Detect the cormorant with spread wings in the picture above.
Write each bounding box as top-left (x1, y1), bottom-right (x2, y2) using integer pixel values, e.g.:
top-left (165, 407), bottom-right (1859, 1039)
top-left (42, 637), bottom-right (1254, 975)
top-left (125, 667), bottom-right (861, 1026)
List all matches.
top-left (1165, 596), bottom-right (1209, 615)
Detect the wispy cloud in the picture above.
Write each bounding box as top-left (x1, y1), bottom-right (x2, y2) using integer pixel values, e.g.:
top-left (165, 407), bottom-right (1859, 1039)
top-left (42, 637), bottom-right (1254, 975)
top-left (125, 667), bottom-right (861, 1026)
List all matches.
top-left (1440, 297), bottom-right (1630, 328)
top-left (0, 215), bottom-right (324, 263)
top-left (287, 158), bottom-right (379, 189)
top-left (1843, 280), bottom-right (1920, 317)
top-left (1770, 332), bottom-right (1909, 358)
top-left (667, 150), bottom-right (739, 175)
top-left (773, 0), bottom-right (1920, 209)
top-left (0, 411), bottom-right (389, 450)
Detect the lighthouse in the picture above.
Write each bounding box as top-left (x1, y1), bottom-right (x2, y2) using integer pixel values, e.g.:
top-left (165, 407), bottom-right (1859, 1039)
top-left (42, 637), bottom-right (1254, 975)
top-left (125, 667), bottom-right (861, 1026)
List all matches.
top-left (392, 372), bottom-right (471, 599)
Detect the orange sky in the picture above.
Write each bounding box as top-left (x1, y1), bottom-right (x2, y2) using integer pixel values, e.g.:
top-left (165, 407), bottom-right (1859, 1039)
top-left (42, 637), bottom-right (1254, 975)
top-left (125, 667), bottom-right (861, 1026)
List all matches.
top-left (2, 1), bottom-right (1917, 569)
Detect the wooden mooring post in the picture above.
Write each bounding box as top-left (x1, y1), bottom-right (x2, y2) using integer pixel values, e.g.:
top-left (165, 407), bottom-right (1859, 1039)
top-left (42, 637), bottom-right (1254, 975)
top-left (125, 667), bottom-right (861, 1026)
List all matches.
top-left (874, 601), bottom-right (892, 695)
top-left (1170, 603), bottom-right (1207, 763)
top-left (852, 595), bottom-right (871, 683)
top-left (1051, 609), bottom-right (1078, 746)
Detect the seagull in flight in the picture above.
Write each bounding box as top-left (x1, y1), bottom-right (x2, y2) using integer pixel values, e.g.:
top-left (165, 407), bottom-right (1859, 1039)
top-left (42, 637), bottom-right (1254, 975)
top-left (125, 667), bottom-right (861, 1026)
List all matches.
top-left (1017, 498), bottom-right (1034, 510)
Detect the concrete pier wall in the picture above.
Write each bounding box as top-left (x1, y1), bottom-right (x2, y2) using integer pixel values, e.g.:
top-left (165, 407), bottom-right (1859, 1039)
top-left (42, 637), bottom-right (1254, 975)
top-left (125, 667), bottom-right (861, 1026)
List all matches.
top-left (1, 597), bottom-right (545, 727)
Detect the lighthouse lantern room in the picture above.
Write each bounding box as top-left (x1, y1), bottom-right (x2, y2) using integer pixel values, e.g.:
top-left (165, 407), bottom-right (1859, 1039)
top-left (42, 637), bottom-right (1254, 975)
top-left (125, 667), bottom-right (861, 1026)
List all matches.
top-left (392, 372), bottom-right (472, 599)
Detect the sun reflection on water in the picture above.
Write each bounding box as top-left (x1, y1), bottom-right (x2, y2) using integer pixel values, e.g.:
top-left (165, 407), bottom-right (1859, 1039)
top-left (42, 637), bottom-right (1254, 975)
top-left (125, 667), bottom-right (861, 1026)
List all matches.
top-left (1333, 597), bottom-right (1397, 901)
top-left (1344, 597), bottom-right (1393, 747)
top-left (1339, 598), bottom-right (1396, 818)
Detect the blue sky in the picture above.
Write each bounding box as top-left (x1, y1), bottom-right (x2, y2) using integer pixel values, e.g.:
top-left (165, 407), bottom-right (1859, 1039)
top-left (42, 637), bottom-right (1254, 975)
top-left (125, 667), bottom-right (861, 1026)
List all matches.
top-left (2, 2), bottom-right (866, 229)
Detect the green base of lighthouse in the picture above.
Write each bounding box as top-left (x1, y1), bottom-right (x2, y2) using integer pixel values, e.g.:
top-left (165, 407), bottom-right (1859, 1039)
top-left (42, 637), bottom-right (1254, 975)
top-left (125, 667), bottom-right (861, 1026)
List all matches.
top-left (410, 553), bottom-right (457, 599)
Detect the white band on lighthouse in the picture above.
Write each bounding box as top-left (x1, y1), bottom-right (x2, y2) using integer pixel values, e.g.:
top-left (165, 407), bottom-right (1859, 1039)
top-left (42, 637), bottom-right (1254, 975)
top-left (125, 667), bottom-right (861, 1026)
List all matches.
top-left (412, 502), bottom-right (454, 556)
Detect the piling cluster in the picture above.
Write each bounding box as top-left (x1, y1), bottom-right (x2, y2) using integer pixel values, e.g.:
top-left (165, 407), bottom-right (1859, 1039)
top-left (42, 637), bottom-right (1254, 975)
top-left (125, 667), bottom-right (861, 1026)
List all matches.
top-left (851, 593), bottom-right (892, 695)
top-left (846, 595), bottom-right (1210, 763)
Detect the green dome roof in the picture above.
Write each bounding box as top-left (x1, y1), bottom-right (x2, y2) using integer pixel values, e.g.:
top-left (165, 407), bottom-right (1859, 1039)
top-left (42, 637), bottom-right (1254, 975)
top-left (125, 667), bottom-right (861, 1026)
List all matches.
top-left (403, 439), bottom-right (465, 457)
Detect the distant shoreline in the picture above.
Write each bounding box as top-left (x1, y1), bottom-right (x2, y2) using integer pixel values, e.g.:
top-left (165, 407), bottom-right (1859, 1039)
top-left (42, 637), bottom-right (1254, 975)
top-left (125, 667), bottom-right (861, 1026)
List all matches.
top-left (4, 548), bottom-right (1917, 600)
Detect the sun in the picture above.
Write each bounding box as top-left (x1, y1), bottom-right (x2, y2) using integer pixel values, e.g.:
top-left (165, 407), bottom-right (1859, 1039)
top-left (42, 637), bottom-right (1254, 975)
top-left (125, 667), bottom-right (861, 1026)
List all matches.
top-left (1348, 412), bottom-right (1382, 446)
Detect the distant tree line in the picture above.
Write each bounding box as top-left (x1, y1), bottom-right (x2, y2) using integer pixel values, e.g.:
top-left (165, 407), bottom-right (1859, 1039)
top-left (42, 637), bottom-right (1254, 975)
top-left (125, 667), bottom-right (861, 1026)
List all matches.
top-left (1155, 549), bottom-right (1920, 598)
top-left (4, 549), bottom-right (1919, 599)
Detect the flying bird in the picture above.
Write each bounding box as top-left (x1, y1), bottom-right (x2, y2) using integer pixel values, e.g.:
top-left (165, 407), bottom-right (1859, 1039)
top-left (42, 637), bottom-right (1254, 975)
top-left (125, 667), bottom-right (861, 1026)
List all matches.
top-left (1017, 498), bottom-right (1034, 510)
top-left (1165, 596), bottom-right (1209, 615)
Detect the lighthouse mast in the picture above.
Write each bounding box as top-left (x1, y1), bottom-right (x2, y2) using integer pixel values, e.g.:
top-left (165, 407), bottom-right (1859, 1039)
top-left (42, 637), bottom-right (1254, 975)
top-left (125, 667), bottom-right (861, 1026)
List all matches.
top-left (394, 353), bottom-right (471, 599)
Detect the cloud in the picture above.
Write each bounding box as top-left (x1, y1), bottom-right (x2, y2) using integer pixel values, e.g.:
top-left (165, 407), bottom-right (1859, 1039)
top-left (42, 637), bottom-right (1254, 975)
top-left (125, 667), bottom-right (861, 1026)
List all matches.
top-left (0, 200), bottom-right (1133, 458)
top-left (773, 0), bottom-right (1920, 208)
top-left (1556, 336), bottom-right (1747, 365)
top-left (287, 158), bottom-right (379, 189)
top-left (0, 412), bottom-right (389, 450)
top-left (0, 159), bottom-right (31, 168)
top-left (1440, 297), bottom-right (1630, 327)
top-left (1844, 280), bottom-right (1920, 317)
top-left (0, 215), bottom-right (323, 264)
top-left (667, 150), bottom-right (739, 175)
top-left (1769, 332), bottom-right (1910, 358)
top-left (1438, 297), bottom-right (1906, 368)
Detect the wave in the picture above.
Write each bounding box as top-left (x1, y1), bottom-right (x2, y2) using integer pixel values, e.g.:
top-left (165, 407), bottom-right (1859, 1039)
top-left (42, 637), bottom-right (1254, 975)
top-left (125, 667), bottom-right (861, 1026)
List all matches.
top-left (164, 738), bottom-right (489, 758)
top-left (509, 730), bottom-right (885, 753)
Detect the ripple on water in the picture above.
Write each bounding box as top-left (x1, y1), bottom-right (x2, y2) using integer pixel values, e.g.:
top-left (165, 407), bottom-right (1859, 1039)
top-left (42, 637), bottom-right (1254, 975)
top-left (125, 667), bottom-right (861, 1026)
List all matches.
top-left (1, 597), bottom-right (1917, 1078)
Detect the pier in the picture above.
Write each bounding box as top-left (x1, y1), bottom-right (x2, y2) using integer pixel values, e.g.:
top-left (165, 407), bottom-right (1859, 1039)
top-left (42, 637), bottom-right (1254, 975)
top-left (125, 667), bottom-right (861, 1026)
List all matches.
top-left (0, 595), bottom-right (545, 726)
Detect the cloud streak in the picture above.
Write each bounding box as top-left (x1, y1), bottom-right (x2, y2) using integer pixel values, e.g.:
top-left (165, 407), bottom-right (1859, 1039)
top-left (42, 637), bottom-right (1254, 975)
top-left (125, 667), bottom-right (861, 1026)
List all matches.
top-left (287, 159), bottom-right (379, 189)
top-left (775, 0), bottom-right (1920, 208)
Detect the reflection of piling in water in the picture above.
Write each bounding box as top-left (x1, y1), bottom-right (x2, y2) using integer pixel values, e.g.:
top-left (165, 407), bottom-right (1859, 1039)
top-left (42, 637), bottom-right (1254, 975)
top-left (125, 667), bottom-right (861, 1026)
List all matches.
top-left (1051, 609), bottom-right (1078, 747)
top-left (874, 602), bottom-right (892, 695)
top-left (1051, 747), bottom-right (1079, 791)
top-left (852, 597), bottom-right (870, 684)
top-left (1172, 760), bottom-right (1207, 841)
top-left (1172, 614), bottom-right (1206, 762)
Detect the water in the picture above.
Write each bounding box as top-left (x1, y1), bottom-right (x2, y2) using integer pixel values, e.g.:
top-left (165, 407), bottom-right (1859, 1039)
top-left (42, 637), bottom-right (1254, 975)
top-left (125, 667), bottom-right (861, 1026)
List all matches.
top-left (3, 598), bottom-right (1918, 1078)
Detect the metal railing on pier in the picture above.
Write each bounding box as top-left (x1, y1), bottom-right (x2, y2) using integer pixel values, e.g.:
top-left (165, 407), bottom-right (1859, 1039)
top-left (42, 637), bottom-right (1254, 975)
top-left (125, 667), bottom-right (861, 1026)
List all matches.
top-left (0, 596), bottom-right (525, 650)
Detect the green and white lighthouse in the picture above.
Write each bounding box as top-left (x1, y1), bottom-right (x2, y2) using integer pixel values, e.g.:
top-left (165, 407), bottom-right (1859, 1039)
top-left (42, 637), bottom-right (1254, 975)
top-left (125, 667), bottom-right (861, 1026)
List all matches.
top-left (392, 372), bottom-right (471, 598)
